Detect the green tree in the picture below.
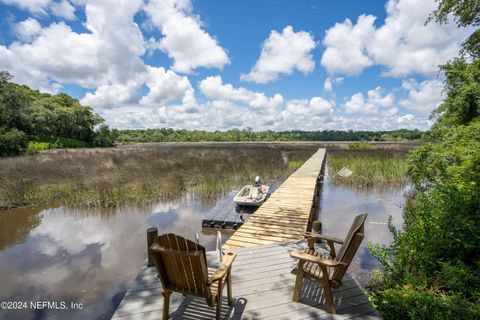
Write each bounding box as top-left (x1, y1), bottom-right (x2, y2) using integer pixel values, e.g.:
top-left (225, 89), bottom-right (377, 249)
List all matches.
top-left (430, 0), bottom-right (480, 57)
top-left (431, 59), bottom-right (480, 130)
top-left (0, 71), bottom-right (114, 155)
top-left (368, 2), bottom-right (480, 318)
top-left (0, 72), bottom-right (30, 155)
top-left (369, 123), bottom-right (480, 319)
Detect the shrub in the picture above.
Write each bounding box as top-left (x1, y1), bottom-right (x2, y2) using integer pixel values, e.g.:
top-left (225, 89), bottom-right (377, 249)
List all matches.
top-left (348, 141), bottom-right (371, 150)
top-left (0, 129), bottom-right (28, 156)
top-left (371, 287), bottom-right (480, 320)
top-left (26, 141), bottom-right (53, 154)
top-left (93, 124), bottom-right (117, 147)
top-left (54, 137), bottom-right (90, 148)
top-left (368, 122), bottom-right (480, 318)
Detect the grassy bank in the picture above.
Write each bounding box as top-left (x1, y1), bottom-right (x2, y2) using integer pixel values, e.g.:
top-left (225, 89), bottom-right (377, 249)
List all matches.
top-left (0, 145), bottom-right (313, 208)
top-left (328, 150), bottom-right (409, 187)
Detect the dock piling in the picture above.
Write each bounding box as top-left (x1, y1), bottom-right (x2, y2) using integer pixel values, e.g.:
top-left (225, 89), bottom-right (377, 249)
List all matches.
top-left (147, 227), bottom-right (158, 267)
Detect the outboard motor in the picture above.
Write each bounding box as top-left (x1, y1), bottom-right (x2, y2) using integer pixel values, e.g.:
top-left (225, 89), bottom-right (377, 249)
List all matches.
top-left (254, 176), bottom-right (261, 187)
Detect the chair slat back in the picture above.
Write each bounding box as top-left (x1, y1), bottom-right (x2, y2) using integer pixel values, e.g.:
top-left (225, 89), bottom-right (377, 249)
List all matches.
top-left (332, 213), bottom-right (367, 282)
top-left (150, 233), bottom-right (211, 299)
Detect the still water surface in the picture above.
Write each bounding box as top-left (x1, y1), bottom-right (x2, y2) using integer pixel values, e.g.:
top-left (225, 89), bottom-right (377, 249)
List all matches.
top-left (0, 145), bottom-right (408, 319)
top-left (319, 162), bottom-right (407, 286)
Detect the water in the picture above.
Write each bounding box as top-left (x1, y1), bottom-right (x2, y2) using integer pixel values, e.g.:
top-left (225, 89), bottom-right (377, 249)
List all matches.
top-left (0, 144), bottom-right (409, 319)
top-left (319, 163), bottom-right (408, 286)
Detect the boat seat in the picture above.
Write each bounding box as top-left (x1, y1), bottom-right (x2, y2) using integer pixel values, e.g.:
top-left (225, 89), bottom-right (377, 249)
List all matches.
top-left (250, 187), bottom-right (259, 199)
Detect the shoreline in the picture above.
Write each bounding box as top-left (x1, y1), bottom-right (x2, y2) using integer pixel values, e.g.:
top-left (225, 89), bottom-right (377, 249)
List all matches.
top-left (38, 140), bottom-right (422, 155)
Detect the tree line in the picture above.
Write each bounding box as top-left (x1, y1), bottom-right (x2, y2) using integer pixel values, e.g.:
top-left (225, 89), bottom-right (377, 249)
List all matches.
top-left (0, 71), bottom-right (117, 156)
top-left (116, 128), bottom-right (423, 143)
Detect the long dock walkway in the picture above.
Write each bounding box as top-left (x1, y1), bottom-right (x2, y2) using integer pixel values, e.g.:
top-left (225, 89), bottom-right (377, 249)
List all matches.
top-left (222, 148), bottom-right (326, 250)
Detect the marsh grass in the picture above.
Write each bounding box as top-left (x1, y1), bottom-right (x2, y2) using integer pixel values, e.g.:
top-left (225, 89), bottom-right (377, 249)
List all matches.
top-left (288, 161), bottom-right (303, 171)
top-left (328, 150), bottom-right (409, 187)
top-left (0, 145), bottom-right (313, 208)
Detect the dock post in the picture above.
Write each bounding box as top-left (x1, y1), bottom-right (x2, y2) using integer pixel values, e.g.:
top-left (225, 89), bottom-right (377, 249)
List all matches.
top-left (311, 221), bottom-right (322, 245)
top-left (312, 221), bottom-right (322, 233)
top-left (147, 227), bottom-right (158, 267)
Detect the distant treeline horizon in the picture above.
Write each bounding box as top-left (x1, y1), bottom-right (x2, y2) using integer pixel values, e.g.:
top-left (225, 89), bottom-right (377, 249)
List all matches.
top-left (116, 128), bottom-right (425, 143)
top-left (1, 69), bottom-right (424, 157)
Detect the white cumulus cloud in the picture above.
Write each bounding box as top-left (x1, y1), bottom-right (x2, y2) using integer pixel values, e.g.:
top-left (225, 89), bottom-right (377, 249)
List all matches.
top-left (321, 15), bottom-right (376, 76)
top-left (102, 75), bottom-right (335, 131)
top-left (143, 0), bottom-right (229, 74)
top-left (321, 0), bottom-right (470, 77)
top-left (344, 87), bottom-right (395, 114)
top-left (399, 79), bottom-right (443, 113)
top-left (310, 97), bottom-right (334, 116)
top-left (241, 26), bottom-right (316, 84)
top-left (81, 79), bottom-right (142, 109)
top-left (199, 76), bottom-right (283, 111)
top-left (140, 66), bottom-right (196, 107)
top-left (2, 0), bottom-right (76, 19)
top-left (396, 114), bottom-right (415, 124)
top-left (324, 78), bottom-right (333, 91)
top-left (81, 66), bottom-right (196, 109)
top-left (14, 18), bottom-right (42, 42)
top-left (1, 0), bottom-right (52, 14)
top-left (0, 0), bottom-right (146, 91)
top-left (324, 77), bottom-right (344, 92)
top-left (50, 0), bottom-right (76, 20)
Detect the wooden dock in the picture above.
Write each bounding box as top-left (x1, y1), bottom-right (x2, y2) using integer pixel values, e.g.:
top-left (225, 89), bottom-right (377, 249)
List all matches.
top-left (111, 148), bottom-right (382, 319)
top-left (112, 241), bottom-right (381, 319)
top-left (222, 148), bottom-right (326, 250)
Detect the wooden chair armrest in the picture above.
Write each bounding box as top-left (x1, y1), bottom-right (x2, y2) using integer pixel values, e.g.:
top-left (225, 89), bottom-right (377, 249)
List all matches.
top-left (304, 232), bottom-right (344, 244)
top-left (289, 250), bottom-right (347, 268)
top-left (208, 251), bottom-right (237, 284)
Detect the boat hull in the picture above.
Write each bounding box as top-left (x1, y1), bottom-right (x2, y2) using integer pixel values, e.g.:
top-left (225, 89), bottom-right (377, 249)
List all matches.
top-left (233, 185), bottom-right (269, 207)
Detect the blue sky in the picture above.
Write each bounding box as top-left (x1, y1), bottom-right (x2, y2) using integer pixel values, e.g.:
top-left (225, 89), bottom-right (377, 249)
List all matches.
top-left (0, 0), bottom-right (470, 131)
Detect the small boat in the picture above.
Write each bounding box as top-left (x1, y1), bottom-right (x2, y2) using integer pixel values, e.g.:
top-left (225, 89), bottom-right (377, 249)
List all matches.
top-left (234, 176), bottom-right (270, 207)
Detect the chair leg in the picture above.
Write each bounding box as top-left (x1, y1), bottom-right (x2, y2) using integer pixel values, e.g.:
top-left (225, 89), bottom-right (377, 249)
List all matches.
top-left (293, 261), bottom-right (305, 302)
top-left (319, 266), bottom-right (336, 314)
top-left (227, 269), bottom-right (233, 305)
top-left (216, 293), bottom-right (222, 320)
top-left (162, 290), bottom-right (172, 320)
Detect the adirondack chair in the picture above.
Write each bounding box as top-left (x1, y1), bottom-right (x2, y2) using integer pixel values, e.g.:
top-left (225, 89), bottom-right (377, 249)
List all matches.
top-left (289, 213), bottom-right (368, 314)
top-left (149, 233), bottom-right (237, 320)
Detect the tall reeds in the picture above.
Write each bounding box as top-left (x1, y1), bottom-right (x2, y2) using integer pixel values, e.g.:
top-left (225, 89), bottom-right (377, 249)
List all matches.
top-left (328, 150), bottom-right (409, 187)
top-left (0, 145), bottom-right (314, 208)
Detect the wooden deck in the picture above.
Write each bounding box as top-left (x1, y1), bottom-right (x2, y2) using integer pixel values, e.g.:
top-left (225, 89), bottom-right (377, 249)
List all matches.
top-left (112, 241), bottom-right (381, 320)
top-left (223, 148), bottom-right (326, 250)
